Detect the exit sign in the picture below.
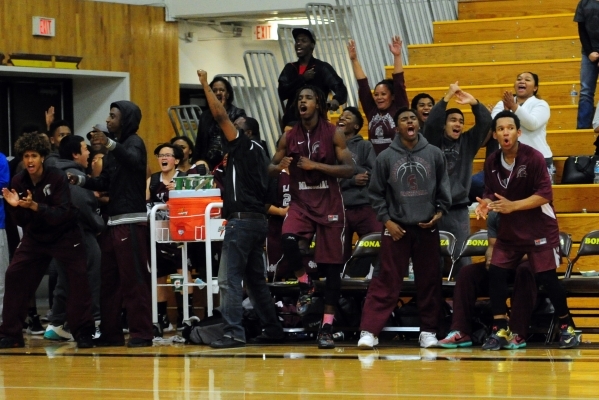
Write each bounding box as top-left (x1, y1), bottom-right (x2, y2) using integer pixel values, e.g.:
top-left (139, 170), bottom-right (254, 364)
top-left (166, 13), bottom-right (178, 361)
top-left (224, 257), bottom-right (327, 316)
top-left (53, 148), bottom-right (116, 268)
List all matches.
top-left (254, 24), bottom-right (278, 41)
top-left (32, 16), bottom-right (55, 37)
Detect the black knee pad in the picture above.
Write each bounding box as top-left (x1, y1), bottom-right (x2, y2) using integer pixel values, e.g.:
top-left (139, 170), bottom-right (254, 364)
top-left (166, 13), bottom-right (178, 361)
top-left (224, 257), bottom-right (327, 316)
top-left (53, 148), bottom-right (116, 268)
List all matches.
top-left (281, 234), bottom-right (303, 272)
top-left (323, 264), bottom-right (342, 306)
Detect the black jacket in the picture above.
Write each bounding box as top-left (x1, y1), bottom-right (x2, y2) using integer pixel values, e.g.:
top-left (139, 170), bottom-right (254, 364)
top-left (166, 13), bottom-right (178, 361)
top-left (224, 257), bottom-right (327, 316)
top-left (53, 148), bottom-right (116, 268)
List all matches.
top-left (82, 101), bottom-right (147, 221)
top-left (278, 56), bottom-right (347, 127)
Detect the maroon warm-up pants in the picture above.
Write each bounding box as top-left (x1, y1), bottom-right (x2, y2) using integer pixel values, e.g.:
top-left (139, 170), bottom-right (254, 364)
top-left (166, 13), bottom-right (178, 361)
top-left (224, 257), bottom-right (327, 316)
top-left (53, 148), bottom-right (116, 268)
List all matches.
top-left (343, 205), bottom-right (382, 262)
top-left (0, 226), bottom-right (94, 340)
top-left (360, 225), bottom-right (442, 335)
top-left (97, 223), bottom-right (153, 341)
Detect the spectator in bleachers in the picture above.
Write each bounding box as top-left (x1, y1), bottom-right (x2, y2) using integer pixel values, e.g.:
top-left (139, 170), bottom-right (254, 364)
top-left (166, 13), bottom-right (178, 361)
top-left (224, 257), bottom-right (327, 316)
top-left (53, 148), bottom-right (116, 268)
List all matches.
top-left (358, 107), bottom-right (451, 350)
top-left (574, 0), bottom-right (599, 134)
top-left (170, 136), bottom-right (208, 175)
top-left (438, 211), bottom-right (537, 349)
top-left (0, 133), bottom-right (96, 348)
top-left (424, 82), bottom-right (492, 276)
top-left (45, 120), bottom-right (72, 168)
top-left (490, 72), bottom-right (554, 179)
top-left (475, 111), bottom-right (578, 350)
top-left (193, 77), bottom-right (246, 170)
top-left (278, 28), bottom-right (347, 130)
top-left (76, 100), bottom-right (154, 347)
top-left (347, 36), bottom-right (409, 155)
top-left (411, 93), bottom-right (435, 134)
top-left (269, 85), bottom-right (354, 349)
top-left (337, 106), bottom-right (381, 262)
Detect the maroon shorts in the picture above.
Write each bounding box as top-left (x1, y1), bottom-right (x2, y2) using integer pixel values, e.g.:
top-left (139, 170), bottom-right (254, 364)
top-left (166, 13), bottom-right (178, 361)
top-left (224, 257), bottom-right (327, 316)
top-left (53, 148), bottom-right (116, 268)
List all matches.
top-left (282, 207), bottom-right (345, 265)
top-left (491, 244), bottom-right (560, 273)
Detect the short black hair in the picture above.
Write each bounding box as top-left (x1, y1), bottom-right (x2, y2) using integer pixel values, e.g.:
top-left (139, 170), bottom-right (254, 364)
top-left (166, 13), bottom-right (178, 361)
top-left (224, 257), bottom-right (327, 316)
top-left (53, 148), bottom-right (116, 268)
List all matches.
top-left (49, 119), bottom-right (71, 136)
top-left (14, 132), bottom-right (50, 159)
top-left (210, 76), bottom-right (235, 105)
top-left (154, 143), bottom-right (184, 161)
top-left (343, 106), bottom-right (364, 132)
top-left (58, 135), bottom-right (85, 160)
top-left (492, 110), bottom-right (521, 131)
top-left (410, 93), bottom-right (435, 110)
top-left (242, 117), bottom-right (260, 139)
top-left (393, 107), bottom-right (417, 124)
top-left (170, 136), bottom-right (195, 159)
top-left (445, 108), bottom-right (464, 122)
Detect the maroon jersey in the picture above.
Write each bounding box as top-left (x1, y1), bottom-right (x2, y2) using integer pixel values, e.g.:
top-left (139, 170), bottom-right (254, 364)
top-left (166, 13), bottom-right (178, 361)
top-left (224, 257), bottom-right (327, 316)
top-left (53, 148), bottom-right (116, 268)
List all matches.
top-left (483, 143), bottom-right (559, 249)
top-left (285, 118), bottom-right (345, 227)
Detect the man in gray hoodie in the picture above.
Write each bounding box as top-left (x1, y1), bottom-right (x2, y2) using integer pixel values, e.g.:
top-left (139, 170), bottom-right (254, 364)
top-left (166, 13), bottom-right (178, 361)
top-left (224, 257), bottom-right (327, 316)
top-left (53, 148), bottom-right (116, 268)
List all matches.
top-left (423, 83), bottom-right (491, 277)
top-left (44, 135), bottom-right (104, 341)
top-left (358, 107), bottom-right (451, 349)
top-left (338, 107), bottom-right (381, 262)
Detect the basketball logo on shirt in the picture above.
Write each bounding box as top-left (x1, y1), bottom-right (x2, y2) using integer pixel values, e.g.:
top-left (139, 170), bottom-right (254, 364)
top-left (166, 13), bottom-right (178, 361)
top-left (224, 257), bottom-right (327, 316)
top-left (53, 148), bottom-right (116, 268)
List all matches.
top-left (392, 156), bottom-right (431, 197)
top-left (516, 165), bottom-right (527, 178)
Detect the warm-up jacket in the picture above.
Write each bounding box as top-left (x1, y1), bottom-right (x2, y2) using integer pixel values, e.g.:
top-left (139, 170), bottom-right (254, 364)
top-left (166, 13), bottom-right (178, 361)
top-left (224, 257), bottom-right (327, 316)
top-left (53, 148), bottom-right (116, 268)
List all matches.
top-left (369, 133), bottom-right (451, 226)
top-left (340, 134), bottom-right (376, 207)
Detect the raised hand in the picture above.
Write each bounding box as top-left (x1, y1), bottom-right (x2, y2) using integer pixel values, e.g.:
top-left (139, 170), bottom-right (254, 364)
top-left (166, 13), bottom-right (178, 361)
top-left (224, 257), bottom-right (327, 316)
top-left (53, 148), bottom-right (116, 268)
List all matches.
top-left (45, 106), bottom-right (55, 131)
top-left (347, 39), bottom-right (358, 60)
top-left (197, 69), bottom-right (208, 84)
top-left (454, 89), bottom-right (477, 106)
top-left (388, 35), bottom-right (403, 57)
top-left (502, 90), bottom-right (517, 111)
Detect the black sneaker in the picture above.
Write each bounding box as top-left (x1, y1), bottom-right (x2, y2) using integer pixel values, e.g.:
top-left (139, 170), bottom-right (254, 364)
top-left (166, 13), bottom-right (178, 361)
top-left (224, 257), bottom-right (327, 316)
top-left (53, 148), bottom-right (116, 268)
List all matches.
top-left (210, 336), bottom-right (245, 349)
top-left (76, 334), bottom-right (95, 349)
top-left (127, 337), bottom-right (153, 348)
top-left (0, 336), bottom-right (25, 348)
top-left (559, 326), bottom-right (581, 349)
top-left (26, 315), bottom-right (45, 335)
top-left (481, 328), bottom-right (511, 351)
top-left (93, 335), bottom-right (125, 347)
top-left (296, 277), bottom-right (315, 316)
top-left (248, 333), bottom-right (285, 345)
top-left (317, 324), bottom-right (335, 349)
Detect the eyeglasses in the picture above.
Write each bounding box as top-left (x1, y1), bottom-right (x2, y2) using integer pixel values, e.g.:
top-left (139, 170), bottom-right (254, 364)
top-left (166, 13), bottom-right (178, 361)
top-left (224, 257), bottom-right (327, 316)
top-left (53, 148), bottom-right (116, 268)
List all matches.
top-left (156, 154), bottom-right (174, 159)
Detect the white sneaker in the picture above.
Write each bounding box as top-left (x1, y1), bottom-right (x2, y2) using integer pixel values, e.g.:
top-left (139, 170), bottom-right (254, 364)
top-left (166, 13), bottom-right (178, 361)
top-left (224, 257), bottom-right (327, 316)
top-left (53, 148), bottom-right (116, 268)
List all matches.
top-left (43, 325), bottom-right (74, 341)
top-left (357, 331), bottom-right (379, 348)
top-left (419, 331), bottom-right (438, 348)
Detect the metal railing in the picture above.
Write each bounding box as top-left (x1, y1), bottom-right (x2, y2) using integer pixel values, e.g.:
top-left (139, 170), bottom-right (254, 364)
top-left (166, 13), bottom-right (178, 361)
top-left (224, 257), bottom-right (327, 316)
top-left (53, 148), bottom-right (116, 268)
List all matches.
top-left (167, 105), bottom-right (202, 141)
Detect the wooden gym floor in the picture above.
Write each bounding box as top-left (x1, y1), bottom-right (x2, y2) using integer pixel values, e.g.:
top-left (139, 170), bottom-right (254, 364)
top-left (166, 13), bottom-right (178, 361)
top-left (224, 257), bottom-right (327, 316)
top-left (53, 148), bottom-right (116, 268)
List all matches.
top-left (1, 333), bottom-right (599, 399)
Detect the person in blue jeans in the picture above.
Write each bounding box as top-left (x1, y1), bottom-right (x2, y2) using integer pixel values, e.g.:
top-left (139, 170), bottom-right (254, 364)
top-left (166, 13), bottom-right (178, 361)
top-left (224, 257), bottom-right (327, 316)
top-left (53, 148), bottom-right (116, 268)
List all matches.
top-left (197, 69), bottom-right (284, 349)
top-left (574, 0), bottom-right (599, 133)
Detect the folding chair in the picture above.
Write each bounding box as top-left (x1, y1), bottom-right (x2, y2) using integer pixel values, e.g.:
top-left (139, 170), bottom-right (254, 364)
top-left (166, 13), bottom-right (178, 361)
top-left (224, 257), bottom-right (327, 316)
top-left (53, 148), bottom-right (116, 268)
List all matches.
top-left (447, 230), bottom-right (489, 281)
top-left (342, 232), bottom-right (381, 279)
top-left (554, 230), bottom-right (599, 338)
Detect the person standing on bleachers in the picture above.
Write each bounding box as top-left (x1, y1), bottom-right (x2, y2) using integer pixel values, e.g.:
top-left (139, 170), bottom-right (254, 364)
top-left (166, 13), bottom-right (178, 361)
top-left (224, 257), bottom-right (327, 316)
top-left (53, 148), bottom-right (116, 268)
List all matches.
top-left (490, 72), bottom-right (553, 178)
top-left (424, 82), bottom-right (492, 277)
top-left (574, 0), bottom-right (599, 134)
top-left (337, 107), bottom-right (381, 262)
top-left (278, 28), bottom-right (347, 130)
top-left (475, 111), bottom-right (579, 350)
top-left (269, 85), bottom-right (354, 349)
top-left (358, 107), bottom-right (451, 350)
top-left (347, 36), bottom-right (409, 155)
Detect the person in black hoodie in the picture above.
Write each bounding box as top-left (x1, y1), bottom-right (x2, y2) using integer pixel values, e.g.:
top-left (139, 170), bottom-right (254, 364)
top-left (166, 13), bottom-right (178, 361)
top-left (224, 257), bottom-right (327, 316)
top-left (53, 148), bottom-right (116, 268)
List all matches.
top-left (73, 100), bottom-right (153, 347)
top-left (0, 133), bottom-right (96, 348)
top-left (44, 135), bottom-right (104, 341)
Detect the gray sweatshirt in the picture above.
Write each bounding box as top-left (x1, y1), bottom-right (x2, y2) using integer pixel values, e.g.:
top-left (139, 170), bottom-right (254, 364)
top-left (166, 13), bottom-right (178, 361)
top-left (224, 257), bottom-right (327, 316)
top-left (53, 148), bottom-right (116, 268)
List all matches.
top-left (340, 134), bottom-right (376, 207)
top-left (369, 133), bottom-right (451, 226)
top-left (423, 99), bottom-right (491, 207)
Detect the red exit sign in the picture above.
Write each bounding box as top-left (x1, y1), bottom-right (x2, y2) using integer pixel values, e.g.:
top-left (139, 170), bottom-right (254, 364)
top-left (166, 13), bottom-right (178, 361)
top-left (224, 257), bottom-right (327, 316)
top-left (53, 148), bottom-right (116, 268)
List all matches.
top-left (32, 16), bottom-right (55, 37)
top-left (254, 24), bottom-right (277, 41)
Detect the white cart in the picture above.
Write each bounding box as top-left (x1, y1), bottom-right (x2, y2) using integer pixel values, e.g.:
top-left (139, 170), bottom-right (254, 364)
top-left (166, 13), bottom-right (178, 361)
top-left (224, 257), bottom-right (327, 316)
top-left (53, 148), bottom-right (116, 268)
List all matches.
top-left (149, 200), bottom-right (225, 329)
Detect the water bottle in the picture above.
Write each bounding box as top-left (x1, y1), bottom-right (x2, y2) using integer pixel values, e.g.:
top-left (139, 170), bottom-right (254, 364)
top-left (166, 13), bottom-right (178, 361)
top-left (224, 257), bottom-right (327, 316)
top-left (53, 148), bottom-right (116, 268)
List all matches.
top-left (594, 161), bottom-right (599, 184)
top-left (570, 84), bottom-right (578, 106)
top-left (548, 164), bottom-right (556, 184)
top-left (408, 258), bottom-right (414, 280)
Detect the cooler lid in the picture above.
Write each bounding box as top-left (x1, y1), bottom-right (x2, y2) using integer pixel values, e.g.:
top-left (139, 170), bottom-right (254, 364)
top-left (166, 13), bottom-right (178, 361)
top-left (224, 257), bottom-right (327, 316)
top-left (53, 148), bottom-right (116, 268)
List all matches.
top-left (169, 189), bottom-right (221, 198)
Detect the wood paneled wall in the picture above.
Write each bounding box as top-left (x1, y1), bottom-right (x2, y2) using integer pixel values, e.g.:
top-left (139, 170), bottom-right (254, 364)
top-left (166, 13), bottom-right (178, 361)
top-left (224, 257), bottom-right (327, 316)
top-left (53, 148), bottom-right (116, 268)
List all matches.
top-left (0, 0), bottom-right (179, 170)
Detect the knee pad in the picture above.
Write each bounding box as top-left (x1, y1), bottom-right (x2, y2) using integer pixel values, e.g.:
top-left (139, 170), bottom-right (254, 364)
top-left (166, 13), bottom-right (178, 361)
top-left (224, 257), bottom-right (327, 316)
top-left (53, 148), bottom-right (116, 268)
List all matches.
top-left (323, 264), bottom-right (343, 306)
top-left (281, 234), bottom-right (303, 271)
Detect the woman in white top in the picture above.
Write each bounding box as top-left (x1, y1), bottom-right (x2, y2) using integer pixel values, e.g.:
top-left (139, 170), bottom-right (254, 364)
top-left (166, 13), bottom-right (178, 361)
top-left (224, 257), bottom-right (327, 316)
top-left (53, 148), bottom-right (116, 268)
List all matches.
top-left (491, 72), bottom-right (553, 173)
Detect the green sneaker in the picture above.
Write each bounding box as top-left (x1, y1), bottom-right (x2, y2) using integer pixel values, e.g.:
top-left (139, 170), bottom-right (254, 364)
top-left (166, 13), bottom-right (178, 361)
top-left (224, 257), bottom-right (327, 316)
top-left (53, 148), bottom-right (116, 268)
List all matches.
top-left (503, 333), bottom-right (526, 349)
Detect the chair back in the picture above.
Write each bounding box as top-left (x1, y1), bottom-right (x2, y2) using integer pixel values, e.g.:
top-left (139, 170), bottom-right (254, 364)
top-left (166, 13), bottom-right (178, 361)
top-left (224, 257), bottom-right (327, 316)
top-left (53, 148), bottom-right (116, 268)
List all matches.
top-left (447, 230), bottom-right (489, 281)
top-left (566, 230), bottom-right (599, 278)
top-left (559, 231), bottom-right (573, 276)
top-left (438, 230), bottom-right (456, 259)
top-left (342, 232), bottom-right (381, 279)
